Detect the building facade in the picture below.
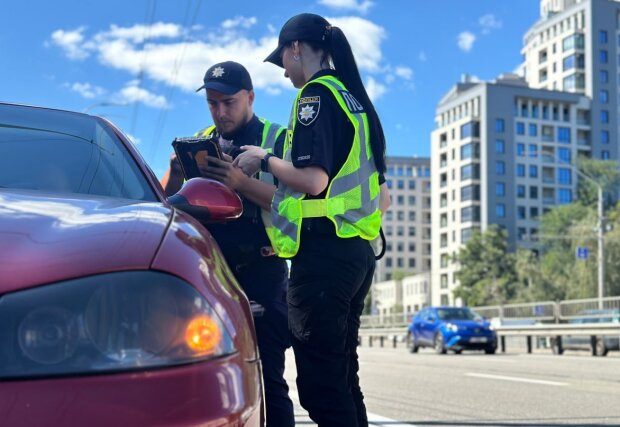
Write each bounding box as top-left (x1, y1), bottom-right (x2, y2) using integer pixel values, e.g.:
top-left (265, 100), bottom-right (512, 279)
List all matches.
top-left (374, 156), bottom-right (432, 283)
top-left (522, 0), bottom-right (619, 161)
top-left (431, 74), bottom-right (590, 306)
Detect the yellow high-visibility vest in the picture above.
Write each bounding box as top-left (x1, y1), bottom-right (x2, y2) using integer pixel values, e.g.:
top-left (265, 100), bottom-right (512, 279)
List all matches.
top-left (266, 75), bottom-right (381, 258)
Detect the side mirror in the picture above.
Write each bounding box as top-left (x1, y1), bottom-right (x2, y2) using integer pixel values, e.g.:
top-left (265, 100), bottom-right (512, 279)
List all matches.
top-left (168, 178), bottom-right (243, 222)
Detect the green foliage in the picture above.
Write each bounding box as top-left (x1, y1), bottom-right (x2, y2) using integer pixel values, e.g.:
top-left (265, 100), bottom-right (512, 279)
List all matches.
top-left (452, 225), bottom-right (520, 306)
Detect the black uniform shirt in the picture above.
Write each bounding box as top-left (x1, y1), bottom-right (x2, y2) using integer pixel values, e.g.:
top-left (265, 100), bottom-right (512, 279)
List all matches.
top-left (289, 70), bottom-right (384, 234)
top-left (204, 115), bottom-right (287, 303)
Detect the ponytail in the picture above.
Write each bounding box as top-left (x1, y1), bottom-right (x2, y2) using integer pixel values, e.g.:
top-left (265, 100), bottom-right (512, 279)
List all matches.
top-left (329, 27), bottom-right (386, 174)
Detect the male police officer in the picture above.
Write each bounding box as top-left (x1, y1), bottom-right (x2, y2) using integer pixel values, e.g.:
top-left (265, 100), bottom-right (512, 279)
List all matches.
top-left (162, 61), bottom-right (294, 427)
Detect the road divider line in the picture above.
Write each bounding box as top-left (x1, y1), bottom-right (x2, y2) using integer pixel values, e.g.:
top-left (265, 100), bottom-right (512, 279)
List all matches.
top-left (465, 372), bottom-right (568, 386)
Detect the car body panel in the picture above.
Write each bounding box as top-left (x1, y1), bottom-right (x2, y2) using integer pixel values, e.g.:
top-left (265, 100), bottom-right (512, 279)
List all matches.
top-left (0, 354), bottom-right (261, 427)
top-left (0, 102), bottom-right (262, 426)
top-left (0, 190), bottom-right (170, 293)
top-left (559, 310), bottom-right (620, 355)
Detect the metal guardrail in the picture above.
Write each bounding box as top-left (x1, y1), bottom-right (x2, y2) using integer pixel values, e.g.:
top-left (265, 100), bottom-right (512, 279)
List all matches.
top-left (361, 296), bottom-right (620, 328)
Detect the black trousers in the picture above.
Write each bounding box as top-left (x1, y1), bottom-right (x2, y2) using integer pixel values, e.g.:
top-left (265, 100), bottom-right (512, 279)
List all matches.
top-left (253, 298), bottom-right (295, 427)
top-left (289, 233), bottom-right (376, 427)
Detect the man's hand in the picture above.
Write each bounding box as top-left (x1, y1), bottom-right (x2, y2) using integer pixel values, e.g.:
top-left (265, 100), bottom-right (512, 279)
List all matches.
top-left (199, 155), bottom-right (247, 190)
top-left (161, 153), bottom-right (184, 196)
top-left (233, 145), bottom-right (267, 176)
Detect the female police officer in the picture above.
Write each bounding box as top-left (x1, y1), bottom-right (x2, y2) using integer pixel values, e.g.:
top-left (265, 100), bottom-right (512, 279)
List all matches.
top-left (235, 13), bottom-right (390, 427)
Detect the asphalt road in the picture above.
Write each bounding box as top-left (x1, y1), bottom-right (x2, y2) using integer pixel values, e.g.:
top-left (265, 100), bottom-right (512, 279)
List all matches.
top-left (285, 346), bottom-right (620, 426)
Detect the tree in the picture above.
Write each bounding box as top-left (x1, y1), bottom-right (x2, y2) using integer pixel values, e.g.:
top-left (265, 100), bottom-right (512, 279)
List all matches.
top-left (453, 225), bottom-right (521, 306)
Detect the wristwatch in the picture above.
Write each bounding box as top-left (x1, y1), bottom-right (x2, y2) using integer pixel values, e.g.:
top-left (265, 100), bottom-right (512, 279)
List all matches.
top-left (261, 152), bottom-right (276, 173)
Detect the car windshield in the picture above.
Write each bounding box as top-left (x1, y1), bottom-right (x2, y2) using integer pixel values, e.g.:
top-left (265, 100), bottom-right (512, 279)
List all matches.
top-left (437, 308), bottom-right (481, 321)
top-left (0, 104), bottom-right (156, 201)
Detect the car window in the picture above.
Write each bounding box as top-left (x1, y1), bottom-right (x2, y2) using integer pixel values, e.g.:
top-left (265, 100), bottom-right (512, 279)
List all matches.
top-left (437, 308), bottom-right (481, 321)
top-left (0, 105), bottom-right (156, 201)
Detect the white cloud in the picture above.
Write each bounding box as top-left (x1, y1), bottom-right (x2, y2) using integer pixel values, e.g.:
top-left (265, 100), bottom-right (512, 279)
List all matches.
top-left (221, 16), bottom-right (257, 30)
top-left (67, 82), bottom-right (106, 99)
top-left (49, 27), bottom-right (89, 60)
top-left (49, 17), bottom-right (391, 99)
top-left (395, 66), bottom-right (413, 80)
top-left (318, 0), bottom-right (374, 14)
top-left (365, 77), bottom-right (386, 101)
top-left (328, 16), bottom-right (386, 72)
top-left (479, 14), bottom-right (502, 35)
top-left (116, 80), bottom-right (169, 109)
top-left (458, 31), bottom-right (476, 52)
top-left (126, 133), bottom-right (141, 145)
top-left (418, 51), bottom-right (427, 62)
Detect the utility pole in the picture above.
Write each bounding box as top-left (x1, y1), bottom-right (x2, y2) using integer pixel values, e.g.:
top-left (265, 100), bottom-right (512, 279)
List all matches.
top-left (597, 186), bottom-right (604, 310)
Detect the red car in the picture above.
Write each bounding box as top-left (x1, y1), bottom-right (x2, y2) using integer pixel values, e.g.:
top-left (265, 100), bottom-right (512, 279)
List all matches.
top-left (0, 102), bottom-right (263, 426)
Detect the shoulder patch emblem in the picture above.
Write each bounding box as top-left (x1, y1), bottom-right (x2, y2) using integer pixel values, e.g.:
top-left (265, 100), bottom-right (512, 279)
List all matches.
top-left (298, 96), bottom-right (320, 126)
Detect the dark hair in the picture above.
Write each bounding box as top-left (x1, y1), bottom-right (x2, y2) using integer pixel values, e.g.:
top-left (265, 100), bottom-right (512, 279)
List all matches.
top-left (315, 27), bottom-right (387, 174)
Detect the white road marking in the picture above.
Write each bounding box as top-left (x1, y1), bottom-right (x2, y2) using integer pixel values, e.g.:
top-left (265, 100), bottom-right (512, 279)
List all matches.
top-left (465, 372), bottom-right (569, 386)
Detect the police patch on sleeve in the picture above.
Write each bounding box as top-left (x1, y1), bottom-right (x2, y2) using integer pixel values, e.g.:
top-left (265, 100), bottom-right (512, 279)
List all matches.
top-left (297, 96), bottom-right (320, 126)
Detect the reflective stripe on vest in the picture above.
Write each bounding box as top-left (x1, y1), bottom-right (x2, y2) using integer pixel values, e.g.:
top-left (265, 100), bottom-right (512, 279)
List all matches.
top-left (266, 75), bottom-right (381, 258)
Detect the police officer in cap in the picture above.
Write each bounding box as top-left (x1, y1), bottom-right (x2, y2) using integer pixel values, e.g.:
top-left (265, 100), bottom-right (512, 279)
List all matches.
top-left (234, 13), bottom-right (391, 427)
top-left (161, 61), bottom-right (295, 427)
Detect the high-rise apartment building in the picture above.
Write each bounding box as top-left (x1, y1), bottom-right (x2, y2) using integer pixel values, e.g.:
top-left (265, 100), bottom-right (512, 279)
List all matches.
top-left (522, 0), bottom-right (620, 160)
top-left (431, 74), bottom-right (590, 306)
top-left (374, 156), bottom-right (432, 283)
top-left (430, 0), bottom-right (620, 306)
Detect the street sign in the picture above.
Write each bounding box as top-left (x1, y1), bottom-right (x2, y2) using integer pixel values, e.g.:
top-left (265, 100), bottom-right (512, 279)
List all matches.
top-left (576, 246), bottom-right (589, 260)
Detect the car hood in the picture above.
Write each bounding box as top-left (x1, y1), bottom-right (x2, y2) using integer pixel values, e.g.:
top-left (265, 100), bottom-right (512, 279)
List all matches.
top-left (0, 190), bottom-right (172, 293)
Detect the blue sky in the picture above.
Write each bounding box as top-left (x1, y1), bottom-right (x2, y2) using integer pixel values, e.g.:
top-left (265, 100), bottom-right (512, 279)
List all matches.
top-left (1, 0), bottom-right (540, 178)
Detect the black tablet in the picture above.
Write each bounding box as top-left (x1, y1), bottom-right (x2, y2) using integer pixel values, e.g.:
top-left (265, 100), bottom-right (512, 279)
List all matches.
top-left (172, 136), bottom-right (223, 180)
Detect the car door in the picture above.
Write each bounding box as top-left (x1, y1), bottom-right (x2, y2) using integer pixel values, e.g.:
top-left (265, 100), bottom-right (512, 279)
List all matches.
top-left (419, 309), bottom-right (438, 344)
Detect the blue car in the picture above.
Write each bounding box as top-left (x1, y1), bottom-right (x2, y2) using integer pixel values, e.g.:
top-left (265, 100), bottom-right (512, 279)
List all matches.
top-left (408, 306), bottom-right (497, 354)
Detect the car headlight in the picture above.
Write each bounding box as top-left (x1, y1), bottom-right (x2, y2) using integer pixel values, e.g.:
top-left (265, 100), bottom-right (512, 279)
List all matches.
top-left (445, 323), bottom-right (459, 332)
top-left (0, 271), bottom-right (236, 379)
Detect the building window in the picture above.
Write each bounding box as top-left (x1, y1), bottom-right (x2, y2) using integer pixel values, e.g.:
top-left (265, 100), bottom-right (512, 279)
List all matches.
top-left (408, 211), bottom-right (416, 221)
top-left (516, 122), bottom-right (525, 135)
top-left (409, 226), bottom-right (416, 237)
top-left (386, 257), bottom-right (392, 267)
top-left (496, 203), bottom-right (506, 218)
top-left (600, 70), bottom-right (609, 83)
top-left (408, 180), bottom-right (416, 190)
top-left (461, 143), bottom-right (480, 160)
top-left (528, 123), bottom-right (537, 136)
top-left (601, 110), bottom-right (609, 123)
top-left (542, 105), bottom-right (549, 120)
top-left (517, 164), bottom-right (525, 177)
top-left (529, 165), bottom-right (538, 178)
top-left (600, 30), bottom-right (608, 44)
top-left (557, 148), bottom-right (571, 163)
top-left (602, 150), bottom-right (610, 160)
top-left (461, 206), bottom-right (480, 222)
top-left (558, 168), bottom-right (572, 184)
top-left (496, 161), bottom-right (505, 176)
top-left (460, 122), bottom-right (480, 139)
top-left (408, 258), bottom-right (416, 268)
top-left (385, 211), bottom-right (393, 221)
top-left (600, 50), bottom-right (608, 63)
top-left (558, 189), bottom-right (572, 204)
top-left (408, 195), bottom-right (416, 205)
top-left (601, 130), bottom-right (610, 144)
top-left (517, 185), bottom-right (526, 198)
top-left (495, 139), bottom-right (505, 154)
top-left (563, 34), bottom-right (584, 51)
top-left (530, 207), bottom-right (539, 219)
top-left (529, 144), bottom-right (537, 157)
top-left (558, 127), bottom-right (571, 143)
top-left (532, 105), bottom-right (539, 118)
top-left (461, 164), bottom-right (480, 180)
top-left (600, 90), bottom-right (609, 103)
top-left (461, 184), bottom-right (480, 201)
top-left (496, 182), bottom-right (505, 197)
top-left (517, 206), bottom-right (526, 219)
top-left (409, 243), bottom-right (416, 252)
top-left (461, 227), bottom-right (473, 243)
top-left (530, 186), bottom-right (539, 199)
top-left (397, 180), bottom-right (404, 189)
top-left (495, 118), bottom-right (505, 133)
top-left (516, 143), bottom-right (525, 156)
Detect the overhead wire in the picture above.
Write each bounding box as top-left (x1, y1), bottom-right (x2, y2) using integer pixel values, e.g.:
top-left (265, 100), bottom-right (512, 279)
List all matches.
top-left (148, 0), bottom-right (203, 162)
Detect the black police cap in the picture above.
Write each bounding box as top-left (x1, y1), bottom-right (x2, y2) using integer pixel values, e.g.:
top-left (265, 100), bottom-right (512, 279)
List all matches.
top-left (264, 13), bottom-right (331, 68)
top-left (196, 61), bottom-right (253, 94)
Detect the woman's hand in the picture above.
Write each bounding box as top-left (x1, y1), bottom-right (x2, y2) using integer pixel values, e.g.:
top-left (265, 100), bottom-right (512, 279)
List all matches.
top-left (233, 145), bottom-right (267, 176)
